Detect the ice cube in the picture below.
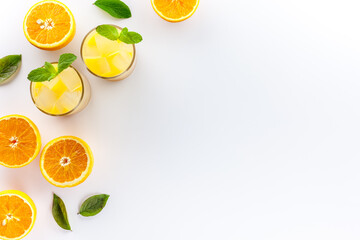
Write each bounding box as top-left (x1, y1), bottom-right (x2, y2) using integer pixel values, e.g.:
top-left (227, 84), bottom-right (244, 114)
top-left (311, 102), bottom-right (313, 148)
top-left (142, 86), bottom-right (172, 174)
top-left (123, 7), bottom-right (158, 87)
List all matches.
top-left (85, 57), bottom-right (111, 76)
top-left (108, 53), bottom-right (132, 73)
top-left (51, 104), bottom-right (67, 115)
top-left (95, 33), bottom-right (121, 56)
top-left (82, 32), bottom-right (101, 58)
top-left (34, 85), bottom-right (57, 113)
top-left (36, 75), bottom-right (60, 90)
top-left (31, 83), bottom-right (43, 98)
top-left (59, 68), bottom-right (82, 92)
top-left (55, 91), bottom-right (82, 112)
top-left (87, 32), bottom-right (97, 47)
top-left (51, 77), bottom-right (69, 99)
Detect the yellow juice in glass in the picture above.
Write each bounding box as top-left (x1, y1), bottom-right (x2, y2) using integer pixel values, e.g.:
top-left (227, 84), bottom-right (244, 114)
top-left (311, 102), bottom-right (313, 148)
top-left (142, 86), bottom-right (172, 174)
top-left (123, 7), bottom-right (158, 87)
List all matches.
top-left (81, 25), bottom-right (136, 81)
top-left (30, 63), bottom-right (91, 116)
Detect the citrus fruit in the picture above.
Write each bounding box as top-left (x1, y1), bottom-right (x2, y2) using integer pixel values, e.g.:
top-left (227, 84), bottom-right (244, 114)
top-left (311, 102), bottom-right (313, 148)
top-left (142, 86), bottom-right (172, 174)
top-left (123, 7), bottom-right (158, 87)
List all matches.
top-left (0, 115), bottom-right (41, 168)
top-left (151, 0), bottom-right (200, 22)
top-left (0, 190), bottom-right (36, 240)
top-left (40, 136), bottom-right (94, 187)
top-left (23, 0), bottom-right (76, 50)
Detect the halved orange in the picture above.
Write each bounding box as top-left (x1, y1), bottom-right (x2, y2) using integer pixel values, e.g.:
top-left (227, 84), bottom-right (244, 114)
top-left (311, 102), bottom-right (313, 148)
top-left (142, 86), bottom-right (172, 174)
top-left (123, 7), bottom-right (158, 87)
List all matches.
top-left (40, 136), bottom-right (94, 188)
top-left (23, 0), bottom-right (76, 50)
top-left (0, 115), bottom-right (41, 168)
top-left (0, 190), bottom-right (36, 240)
top-left (151, 0), bottom-right (200, 22)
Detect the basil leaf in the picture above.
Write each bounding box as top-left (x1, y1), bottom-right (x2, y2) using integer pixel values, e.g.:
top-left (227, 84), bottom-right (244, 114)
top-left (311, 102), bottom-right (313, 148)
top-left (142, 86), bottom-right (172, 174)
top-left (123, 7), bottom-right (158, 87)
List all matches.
top-left (119, 27), bottom-right (143, 44)
top-left (79, 194), bottom-right (110, 217)
top-left (52, 193), bottom-right (71, 230)
top-left (0, 55), bottom-right (21, 85)
top-left (96, 25), bottom-right (120, 41)
top-left (94, 0), bottom-right (131, 19)
top-left (44, 62), bottom-right (57, 75)
top-left (27, 67), bottom-right (54, 82)
top-left (57, 53), bottom-right (77, 74)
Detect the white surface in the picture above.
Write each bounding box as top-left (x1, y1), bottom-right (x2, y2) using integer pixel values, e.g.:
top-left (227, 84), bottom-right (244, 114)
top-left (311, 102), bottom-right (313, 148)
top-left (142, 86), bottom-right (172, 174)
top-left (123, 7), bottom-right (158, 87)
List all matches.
top-left (1, 0), bottom-right (360, 239)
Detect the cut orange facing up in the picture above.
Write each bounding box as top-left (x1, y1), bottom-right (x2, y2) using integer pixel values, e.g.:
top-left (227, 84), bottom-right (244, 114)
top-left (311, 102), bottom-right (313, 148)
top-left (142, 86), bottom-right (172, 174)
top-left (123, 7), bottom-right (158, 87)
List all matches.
top-left (0, 190), bottom-right (36, 240)
top-left (0, 115), bottom-right (41, 168)
top-left (40, 136), bottom-right (94, 187)
top-left (151, 0), bottom-right (199, 22)
top-left (23, 0), bottom-right (76, 50)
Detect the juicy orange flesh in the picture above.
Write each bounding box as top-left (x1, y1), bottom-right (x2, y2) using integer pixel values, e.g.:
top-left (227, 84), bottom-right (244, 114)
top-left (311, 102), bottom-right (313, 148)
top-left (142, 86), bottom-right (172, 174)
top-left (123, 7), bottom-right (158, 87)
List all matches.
top-left (153, 0), bottom-right (197, 18)
top-left (25, 2), bottom-right (71, 44)
top-left (0, 195), bottom-right (32, 238)
top-left (0, 118), bottom-right (37, 166)
top-left (43, 139), bottom-right (88, 183)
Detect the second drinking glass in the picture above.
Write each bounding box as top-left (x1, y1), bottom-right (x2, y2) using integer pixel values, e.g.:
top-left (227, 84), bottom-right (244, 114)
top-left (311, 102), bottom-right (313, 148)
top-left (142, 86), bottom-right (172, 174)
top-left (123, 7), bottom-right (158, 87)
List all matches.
top-left (81, 25), bottom-right (136, 81)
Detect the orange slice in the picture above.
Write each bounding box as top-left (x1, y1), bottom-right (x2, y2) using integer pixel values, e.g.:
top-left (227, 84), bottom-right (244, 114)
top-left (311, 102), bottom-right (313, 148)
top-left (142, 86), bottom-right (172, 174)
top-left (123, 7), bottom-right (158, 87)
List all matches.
top-left (23, 0), bottom-right (76, 50)
top-left (0, 190), bottom-right (36, 240)
top-left (0, 115), bottom-right (41, 168)
top-left (151, 0), bottom-right (200, 22)
top-left (40, 136), bottom-right (94, 187)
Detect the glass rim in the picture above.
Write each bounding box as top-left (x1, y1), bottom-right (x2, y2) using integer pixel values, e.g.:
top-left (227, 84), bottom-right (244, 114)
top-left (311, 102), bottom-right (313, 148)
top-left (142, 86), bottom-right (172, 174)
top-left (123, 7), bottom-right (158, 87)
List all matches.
top-left (80, 24), bottom-right (136, 80)
top-left (30, 63), bottom-right (85, 117)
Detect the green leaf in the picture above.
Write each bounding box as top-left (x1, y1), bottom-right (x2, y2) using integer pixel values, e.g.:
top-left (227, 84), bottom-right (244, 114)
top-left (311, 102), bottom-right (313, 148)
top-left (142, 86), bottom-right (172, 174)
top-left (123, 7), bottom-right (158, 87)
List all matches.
top-left (79, 194), bottom-right (110, 217)
top-left (52, 193), bottom-right (71, 231)
top-left (119, 27), bottom-right (143, 44)
top-left (28, 53), bottom-right (77, 82)
top-left (94, 0), bottom-right (131, 19)
top-left (57, 53), bottom-right (77, 74)
top-left (27, 67), bottom-right (55, 82)
top-left (44, 62), bottom-right (57, 75)
top-left (0, 55), bottom-right (21, 85)
top-left (96, 25), bottom-right (120, 41)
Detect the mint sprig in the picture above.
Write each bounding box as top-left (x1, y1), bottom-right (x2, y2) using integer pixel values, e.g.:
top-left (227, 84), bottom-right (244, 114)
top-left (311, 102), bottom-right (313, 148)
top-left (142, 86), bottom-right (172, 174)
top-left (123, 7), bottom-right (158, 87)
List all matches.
top-left (96, 25), bottom-right (142, 44)
top-left (94, 0), bottom-right (131, 19)
top-left (27, 53), bottom-right (77, 82)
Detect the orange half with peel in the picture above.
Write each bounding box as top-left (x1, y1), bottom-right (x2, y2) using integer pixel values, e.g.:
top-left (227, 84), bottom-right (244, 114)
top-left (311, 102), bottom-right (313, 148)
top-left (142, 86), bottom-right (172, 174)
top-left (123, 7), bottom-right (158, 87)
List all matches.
top-left (151, 0), bottom-right (200, 22)
top-left (0, 190), bottom-right (36, 240)
top-left (23, 0), bottom-right (76, 50)
top-left (40, 136), bottom-right (94, 188)
top-left (0, 115), bottom-right (41, 168)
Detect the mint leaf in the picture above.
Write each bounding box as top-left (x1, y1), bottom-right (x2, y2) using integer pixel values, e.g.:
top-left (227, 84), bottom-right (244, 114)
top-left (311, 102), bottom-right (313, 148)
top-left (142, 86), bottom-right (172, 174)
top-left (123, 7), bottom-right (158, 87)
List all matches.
top-left (28, 53), bottom-right (77, 82)
top-left (57, 53), bottom-right (77, 74)
top-left (96, 25), bottom-right (143, 44)
top-left (0, 55), bottom-right (21, 85)
top-left (27, 67), bottom-right (54, 82)
top-left (44, 62), bottom-right (57, 75)
top-left (79, 194), bottom-right (110, 217)
top-left (52, 193), bottom-right (71, 231)
top-left (94, 0), bottom-right (131, 19)
top-left (96, 25), bottom-right (120, 41)
top-left (119, 27), bottom-right (143, 44)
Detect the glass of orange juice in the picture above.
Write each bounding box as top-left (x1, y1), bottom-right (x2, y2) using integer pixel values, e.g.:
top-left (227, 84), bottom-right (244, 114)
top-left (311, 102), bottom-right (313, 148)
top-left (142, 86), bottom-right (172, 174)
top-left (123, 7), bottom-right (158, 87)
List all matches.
top-left (30, 63), bottom-right (91, 116)
top-left (80, 25), bottom-right (136, 81)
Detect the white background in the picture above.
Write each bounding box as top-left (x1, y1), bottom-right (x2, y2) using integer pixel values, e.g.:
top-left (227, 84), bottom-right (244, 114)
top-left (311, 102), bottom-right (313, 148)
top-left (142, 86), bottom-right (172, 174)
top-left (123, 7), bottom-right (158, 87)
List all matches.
top-left (1, 0), bottom-right (360, 239)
